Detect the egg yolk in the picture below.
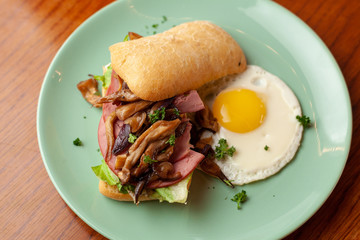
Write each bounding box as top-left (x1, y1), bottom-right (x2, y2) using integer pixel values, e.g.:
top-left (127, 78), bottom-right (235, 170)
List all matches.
top-left (212, 89), bottom-right (266, 133)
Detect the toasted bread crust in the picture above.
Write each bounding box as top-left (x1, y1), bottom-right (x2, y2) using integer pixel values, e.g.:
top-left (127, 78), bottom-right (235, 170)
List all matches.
top-left (109, 21), bottom-right (247, 101)
top-left (98, 181), bottom-right (155, 202)
top-left (98, 176), bottom-right (193, 202)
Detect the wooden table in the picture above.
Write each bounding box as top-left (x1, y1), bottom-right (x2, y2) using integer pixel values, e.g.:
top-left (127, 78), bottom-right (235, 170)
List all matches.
top-left (1, 0), bottom-right (358, 239)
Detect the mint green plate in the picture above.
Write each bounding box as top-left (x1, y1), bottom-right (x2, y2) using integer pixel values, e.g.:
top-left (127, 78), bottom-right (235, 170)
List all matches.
top-left (37, 0), bottom-right (352, 239)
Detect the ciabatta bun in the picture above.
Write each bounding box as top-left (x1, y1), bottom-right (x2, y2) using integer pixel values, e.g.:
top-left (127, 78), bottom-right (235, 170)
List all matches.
top-left (99, 175), bottom-right (193, 203)
top-left (99, 180), bottom-right (155, 202)
top-left (109, 21), bottom-right (247, 101)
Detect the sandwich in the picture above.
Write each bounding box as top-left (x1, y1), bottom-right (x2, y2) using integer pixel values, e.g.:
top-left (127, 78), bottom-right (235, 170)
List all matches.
top-left (77, 21), bottom-right (247, 204)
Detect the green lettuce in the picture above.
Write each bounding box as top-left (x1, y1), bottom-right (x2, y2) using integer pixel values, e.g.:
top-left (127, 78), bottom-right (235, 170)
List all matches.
top-left (102, 65), bottom-right (112, 89)
top-left (153, 173), bottom-right (192, 203)
top-left (92, 161), bottom-right (192, 203)
top-left (91, 159), bottom-right (119, 186)
top-left (93, 65), bottom-right (112, 89)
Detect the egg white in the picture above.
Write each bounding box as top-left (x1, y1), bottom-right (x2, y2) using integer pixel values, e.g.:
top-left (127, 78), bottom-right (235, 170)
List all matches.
top-left (202, 65), bottom-right (303, 185)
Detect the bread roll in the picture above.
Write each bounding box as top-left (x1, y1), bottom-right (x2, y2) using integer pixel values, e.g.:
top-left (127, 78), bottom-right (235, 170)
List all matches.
top-left (99, 180), bottom-right (155, 202)
top-left (109, 21), bottom-right (247, 101)
top-left (99, 175), bottom-right (193, 202)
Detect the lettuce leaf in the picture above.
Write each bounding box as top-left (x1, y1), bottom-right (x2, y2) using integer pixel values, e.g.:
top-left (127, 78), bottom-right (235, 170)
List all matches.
top-left (117, 183), bottom-right (135, 194)
top-left (153, 173), bottom-right (192, 203)
top-left (93, 65), bottom-right (112, 89)
top-left (102, 65), bottom-right (112, 89)
top-left (92, 160), bottom-right (192, 203)
top-left (91, 159), bottom-right (119, 186)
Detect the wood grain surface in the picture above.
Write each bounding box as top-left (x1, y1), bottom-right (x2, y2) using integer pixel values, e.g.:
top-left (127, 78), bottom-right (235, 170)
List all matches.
top-left (0, 0), bottom-right (358, 239)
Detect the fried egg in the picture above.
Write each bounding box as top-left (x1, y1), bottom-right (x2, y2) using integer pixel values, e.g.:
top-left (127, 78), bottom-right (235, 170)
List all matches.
top-left (201, 65), bottom-right (303, 185)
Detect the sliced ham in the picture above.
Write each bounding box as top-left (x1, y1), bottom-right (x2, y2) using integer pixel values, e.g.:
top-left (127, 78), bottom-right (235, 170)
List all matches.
top-left (98, 116), bottom-right (123, 174)
top-left (147, 150), bottom-right (204, 189)
top-left (98, 70), bottom-right (123, 174)
top-left (102, 70), bottom-right (121, 121)
top-left (170, 121), bottom-right (192, 163)
top-left (173, 90), bottom-right (205, 113)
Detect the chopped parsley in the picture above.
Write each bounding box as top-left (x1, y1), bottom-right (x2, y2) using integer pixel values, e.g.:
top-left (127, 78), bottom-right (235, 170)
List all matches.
top-left (73, 138), bottom-right (82, 146)
top-left (83, 116), bottom-right (87, 119)
top-left (173, 108), bottom-right (180, 116)
top-left (144, 15), bottom-right (170, 35)
top-left (264, 145), bottom-right (269, 151)
top-left (166, 134), bottom-right (176, 146)
top-left (215, 138), bottom-right (236, 160)
top-left (161, 16), bottom-right (168, 23)
top-left (117, 183), bottom-right (135, 194)
top-left (296, 115), bottom-right (311, 128)
top-left (143, 155), bottom-right (158, 164)
top-left (148, 107), bottom-right (166, 124)
top-left (128, 133), bottom-right (137, 143)
top-left (231, 190), bottom-right (247, 210)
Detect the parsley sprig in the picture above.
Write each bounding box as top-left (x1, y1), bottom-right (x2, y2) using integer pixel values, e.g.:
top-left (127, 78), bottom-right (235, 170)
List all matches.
top-left (161, 16), bottom-right (167, 23)
top-left (148, 107), bottom-right (166, 124)
top-left (128, 133), bottom-right (137, 143)
top-left (215, 138), bottom-right (236, 160)
top-left (173, 108), bottom-right (180, 116)
top-left (73, 138), bottom-right (82, 146)
top-left (231, 190), bottom-right (247, 210)
top-left (143, 155), bottom-right (158, 164)
top-left (296, 115), bottom-right (311, 128)
top-left (166, 134), bottom-right (176, 146)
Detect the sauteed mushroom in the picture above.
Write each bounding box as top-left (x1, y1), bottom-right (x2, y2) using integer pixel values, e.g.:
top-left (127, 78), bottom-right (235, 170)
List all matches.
top-left (118, 119), bottom-right (181, 183)
top-left (76, 78), bottom-right (102, 107)
top-left (116, 101), bottom-right (153, 121)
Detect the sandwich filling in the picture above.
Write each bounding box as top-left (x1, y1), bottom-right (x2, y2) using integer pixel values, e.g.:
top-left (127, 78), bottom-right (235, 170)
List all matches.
top-left (92, 69), bottom-right (232, 204)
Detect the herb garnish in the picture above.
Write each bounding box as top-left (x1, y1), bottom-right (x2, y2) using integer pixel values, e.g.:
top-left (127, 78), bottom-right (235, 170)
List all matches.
top-left (123, 34), bottom-right (129, 42)
top-left (128, 133), bottom-right (137, 143)
top-left (173, 108), bottom-right (180, 116)
top-left (161, 16), bottom-right (167, 23)
top-left (215, 138), bottom-right (236, 160)
top-left (231, 190), bottom-right (247, 210)
top-left (296, 115), bottom-right (311, 128)
top-left (148, 107), bottom-right (166, 124)
top-left (73, 138), bottom-right (82, 146)
top-left (264, 145), bottom-right (269, 151)
top-left (143, 155), bottom-right (158, 164)
top-left (145, 15), bottom-right (169, 35)
top-left (166, 134), bottom-right (176, 146)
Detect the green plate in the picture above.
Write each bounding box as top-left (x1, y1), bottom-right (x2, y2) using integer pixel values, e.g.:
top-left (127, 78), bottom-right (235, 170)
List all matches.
top-left (37, 0), bottom-right (352, 239)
